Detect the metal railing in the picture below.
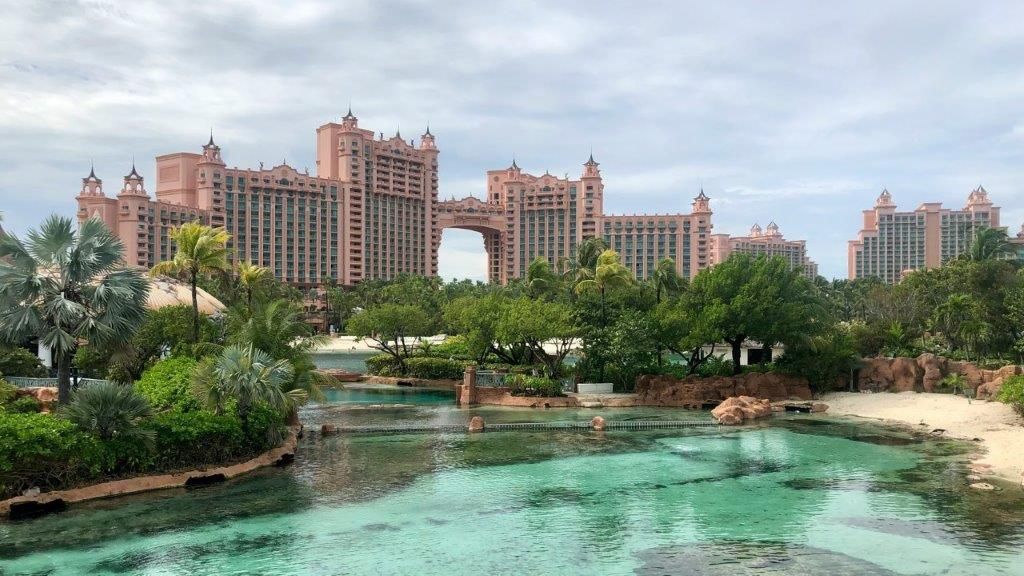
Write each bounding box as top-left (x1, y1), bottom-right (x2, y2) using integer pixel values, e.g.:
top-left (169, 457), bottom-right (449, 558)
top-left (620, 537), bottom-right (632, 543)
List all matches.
top-left (4, 377), bottom-right (109, 389)
top-left (475, 370), bottom-right (509, 388)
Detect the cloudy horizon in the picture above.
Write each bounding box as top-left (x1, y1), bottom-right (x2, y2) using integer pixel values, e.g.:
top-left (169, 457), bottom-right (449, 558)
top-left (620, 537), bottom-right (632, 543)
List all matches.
top-left (3, 0), bottom-right (1023, 280)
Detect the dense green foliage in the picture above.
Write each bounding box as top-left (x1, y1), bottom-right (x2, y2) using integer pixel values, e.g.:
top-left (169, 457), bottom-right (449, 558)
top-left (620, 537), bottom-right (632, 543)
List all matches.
top-left (0, 216), bottom-right (149, 403)
top-left (135, 357), bottom-right (200, 412)
top-left (63, 382), bottom-right (154, 442)
top-left (997, 375), bottom-right (1024, 416)
top-left (0, 412), bottom-right (107, 498)
top-left (506, 374), bottom-right (564, 397)
top-left (0, 346), bottom-right (46, 378)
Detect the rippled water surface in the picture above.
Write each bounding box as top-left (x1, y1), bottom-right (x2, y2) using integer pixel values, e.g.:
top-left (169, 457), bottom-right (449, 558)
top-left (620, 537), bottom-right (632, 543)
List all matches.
top-left (2, 385), bottom-right (1023, 575)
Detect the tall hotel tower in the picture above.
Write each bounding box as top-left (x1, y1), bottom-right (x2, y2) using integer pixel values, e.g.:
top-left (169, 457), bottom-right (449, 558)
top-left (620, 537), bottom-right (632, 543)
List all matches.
top-left (848, 186), bottom-right (1019, 283)
top-left (78, 110), bottom-right (438, 288)
top-left (77, 112), bottom-right (715, 285)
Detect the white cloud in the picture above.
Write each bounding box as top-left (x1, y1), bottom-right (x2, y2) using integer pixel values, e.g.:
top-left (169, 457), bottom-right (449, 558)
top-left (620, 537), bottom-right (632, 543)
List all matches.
top-left (2, 1), bottom-right (1024, 279)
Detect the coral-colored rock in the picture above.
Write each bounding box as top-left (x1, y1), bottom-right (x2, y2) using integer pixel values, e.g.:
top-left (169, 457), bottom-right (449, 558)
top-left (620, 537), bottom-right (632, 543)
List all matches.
top-left (468, 416), bottom-right (485, 433)
top-left (975, 378), bottom-right (1004, 401)
top-left (890, 357), bottom-right (922, 392)
top-left (917, 353), bottom-right (944, 393)
top-left (711, 396), bottom-right (772, 425)
top-left (320, 424), bottom-right (337, 435)
top-left (811, 402), bottom-right (829, 413)
top-left (591, 416), bottom-right (606, 431)
top-left (634, 373), bottom-right (810, 408)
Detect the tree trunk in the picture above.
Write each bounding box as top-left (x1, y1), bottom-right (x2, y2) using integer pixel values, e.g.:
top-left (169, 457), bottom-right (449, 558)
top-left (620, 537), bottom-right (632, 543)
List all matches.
top-left (57, 351), bottom-right (72, 405)
top-left (191, 271), bottom-right (200, 344)
top-left (730, 339), bottom-right (743, 375)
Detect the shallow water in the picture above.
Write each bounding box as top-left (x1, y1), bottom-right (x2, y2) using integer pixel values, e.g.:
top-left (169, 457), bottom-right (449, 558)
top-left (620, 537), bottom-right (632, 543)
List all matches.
top-left (2, 386), bottom-right (1023, 575)
top-left (311, 351), bottom-right (377, 373)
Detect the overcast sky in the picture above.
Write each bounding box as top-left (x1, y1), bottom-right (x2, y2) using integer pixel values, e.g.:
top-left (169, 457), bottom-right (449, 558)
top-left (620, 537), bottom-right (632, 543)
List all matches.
top-left (2, 0), bottom-right (1023, 280)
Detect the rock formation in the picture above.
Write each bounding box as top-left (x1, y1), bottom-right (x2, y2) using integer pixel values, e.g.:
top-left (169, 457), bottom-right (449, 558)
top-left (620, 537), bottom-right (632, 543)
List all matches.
top-left (635, 373), bottom-right (811, 408)
top-left (857, 354), bottom-right (1020, 396)
top-left (711, 396), bottom-right (773, 425)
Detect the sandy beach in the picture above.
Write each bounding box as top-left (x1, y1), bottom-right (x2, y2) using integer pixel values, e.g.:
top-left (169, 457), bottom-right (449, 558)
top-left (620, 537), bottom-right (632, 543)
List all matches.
top-left (821, 392), bottom-right (1024, 484)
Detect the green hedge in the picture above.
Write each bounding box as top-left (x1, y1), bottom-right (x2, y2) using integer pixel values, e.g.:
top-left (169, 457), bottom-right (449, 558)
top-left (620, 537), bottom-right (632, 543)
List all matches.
top-left (135, 357), bottom-right (200, 412)
top-left (365, 354), bottom-right (401, 376)
top-left (144, 410), bottom-right (246, 469)
top-left (506, 374), bottom-right (564, 397)
top-left (0, 412), bottom-right (107, 499)
top-left (404, 357), bottom-right (467, 380)
top-left (365, 354), bottom-right (468, 380)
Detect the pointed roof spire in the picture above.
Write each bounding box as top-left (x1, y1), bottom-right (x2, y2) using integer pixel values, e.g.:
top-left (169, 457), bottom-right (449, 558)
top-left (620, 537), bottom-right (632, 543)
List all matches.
top-left (509, 155), bottom-right (519, 170)
top-left (87, 160), bottom-right (97, 180)
top-left (585, 150), bottom-right (598, 166)
top-left (695, 186), bottom-right (709, 200)
top-left (207, 127), bottom-right (215, 147)
top-left (424, 122), bottom-right (432, 137)
top-left (395, 124), bottom-right (401, 139)
top-left (343, 103), bottom-right (356, 120)
top-left (127, 157), bottom-right (141, 179)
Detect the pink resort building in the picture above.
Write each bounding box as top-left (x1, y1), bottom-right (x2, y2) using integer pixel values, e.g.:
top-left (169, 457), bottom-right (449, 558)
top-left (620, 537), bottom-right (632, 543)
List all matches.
top-left (77, 112), bottom-right (718, 286)
top-left (848, 187), bottom-right (1024, 283)
top-left (709, 222), bottom-right (819, 279)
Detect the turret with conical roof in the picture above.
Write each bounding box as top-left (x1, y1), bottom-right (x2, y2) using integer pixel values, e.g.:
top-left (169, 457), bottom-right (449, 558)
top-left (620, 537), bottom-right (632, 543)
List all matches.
top-left (119, 162), bottom-right (147, 196)
top-left (765, 221), bottom-right (781, 237)
top-left (81, 162), bottom-right (103, 196)
top-left (692, 187), bottom-right (711, 214)
top-left (340, 105), bottom-right (359, 130)
top-left (875, 188), bottom-right (894, 208)
top-left (582, 152), bottom-right (600, 178)
top-left (749, 223), bottom-right (762, 237)
top-left (200, 130), bottom-right (224, 165)
top-left (420, 123), bottom-right (436, 151)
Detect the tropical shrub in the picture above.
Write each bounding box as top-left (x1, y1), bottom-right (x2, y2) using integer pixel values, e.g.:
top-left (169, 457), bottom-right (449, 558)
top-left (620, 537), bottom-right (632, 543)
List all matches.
top-left (506, 374), bottom-right (564, 397)
top-left (62, 382), bottom-right (154, 443)
top-left (192, 345), bottom-right (292, 423)
top-left (242, 403), bottom-right (286, 452)
top-left (403, 357), bottom-right (467, 380)
top-left (938, 373), bottom-right (966, 392)
top-left (0, 412), bottom-right (107, 499)
top-left (0, 379), bottom-right (16, 405)
top-left (5, 396), bottom-right (41, 414)
top-left (997, 375), bottom-right (1024, 416)
top-left (144, 410), bottom-right (246, 469)
top-left (365, 353), bottom-right (401, 376)
top-left (135, 356), bottom-right (200, 412)
top-left (427, 335), bottom-right (474, 360)
top-left (0, 347), bottom-right (47, 378)
top-left (697, 356), bottom-right (735, 378)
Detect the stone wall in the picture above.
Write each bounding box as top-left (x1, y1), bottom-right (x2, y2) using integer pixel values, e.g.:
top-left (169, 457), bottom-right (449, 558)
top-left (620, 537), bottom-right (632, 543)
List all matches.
top-left (634, 373), bottom-right (812, 408)
top-left (857, 353), bottom-right (1021, 399)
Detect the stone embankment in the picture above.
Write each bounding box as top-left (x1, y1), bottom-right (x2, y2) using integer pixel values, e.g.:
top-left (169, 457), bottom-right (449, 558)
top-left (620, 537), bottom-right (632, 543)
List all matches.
top-left (858, 353), bottom-right (1020, 399)
top-left (634, 372), bottom-right (812, 407)
top-left (0, 431), bottom-right (298, 520)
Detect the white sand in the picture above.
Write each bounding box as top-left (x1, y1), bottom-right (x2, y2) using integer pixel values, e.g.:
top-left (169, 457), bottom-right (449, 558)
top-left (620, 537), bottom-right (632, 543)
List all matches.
top-left (313, 335), bottom-right (448, 353)
top-left (821, 392), bottom-right (1024, 483)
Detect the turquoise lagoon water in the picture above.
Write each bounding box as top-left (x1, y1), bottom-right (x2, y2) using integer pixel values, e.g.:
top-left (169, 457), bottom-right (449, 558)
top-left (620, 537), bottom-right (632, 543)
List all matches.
top-left (311, 351), bottom-right (377, 374)
top-left (2, 386), bottom-right (1024, 575)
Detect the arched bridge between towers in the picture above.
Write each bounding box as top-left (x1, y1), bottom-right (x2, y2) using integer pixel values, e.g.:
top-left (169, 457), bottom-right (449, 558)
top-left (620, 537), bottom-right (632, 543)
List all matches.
top-left (437, 197), bottom-right (506, 282)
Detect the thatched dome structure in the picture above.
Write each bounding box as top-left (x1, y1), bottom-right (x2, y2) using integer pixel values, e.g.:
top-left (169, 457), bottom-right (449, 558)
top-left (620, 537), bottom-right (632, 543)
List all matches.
top-left (147, 276), bottom-right (225, 315)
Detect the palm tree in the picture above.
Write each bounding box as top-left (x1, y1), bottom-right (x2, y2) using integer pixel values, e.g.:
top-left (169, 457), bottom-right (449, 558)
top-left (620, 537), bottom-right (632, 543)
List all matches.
top-left (237, 261), bottom-right (269, 309)
top-left (228, 299), bottom-right (327, 418)
top-left (968, 227), bottom-right (1015, 262)
top-left (575, 249), bottom-right (634, 327)
top-left (193, 344), bottom-right (295, 424)
top-left (63, 381), bottom-right (154, 443)
top-left (151, 222), bottom-right (230, 344)
top-left (651, 257), bottom-right (682, 304)
top-left (0, 216), bottom-right (149, 404)
top-left (525, 256), bottom-right (558, 299)
top-left (933, 293), bottom-right (975, 354)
